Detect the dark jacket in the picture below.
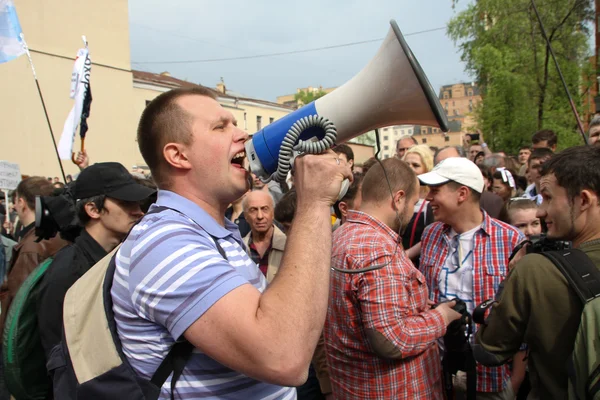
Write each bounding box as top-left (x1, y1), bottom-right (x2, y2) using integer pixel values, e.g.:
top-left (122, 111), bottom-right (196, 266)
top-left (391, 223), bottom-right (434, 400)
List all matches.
top-left (474, 240), bottom-right (600, 400)
top-left (0, 224), bottom-right (68, 334)
top-left (225, 207), bottom-right (251, 238)
top-left (480, 191), bottom-right (504, 219)
top-left (36, 229), bottom-right (107, 357)
top-left (401, 202), bottom-right (434, 269)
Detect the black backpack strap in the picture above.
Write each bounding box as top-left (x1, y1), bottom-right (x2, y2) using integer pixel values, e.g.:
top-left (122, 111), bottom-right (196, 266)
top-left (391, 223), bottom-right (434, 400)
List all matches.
top-left (541, 249), bottom-right (600, 304)
top-left (541, 249), bottom-right (600, 398)
top-left (150, 341), bottom-right (194, 400)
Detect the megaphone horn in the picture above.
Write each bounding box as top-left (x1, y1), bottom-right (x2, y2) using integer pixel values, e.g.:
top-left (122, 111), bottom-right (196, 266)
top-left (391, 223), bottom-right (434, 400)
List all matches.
top-left (246, 19), bottom-right (448, 181)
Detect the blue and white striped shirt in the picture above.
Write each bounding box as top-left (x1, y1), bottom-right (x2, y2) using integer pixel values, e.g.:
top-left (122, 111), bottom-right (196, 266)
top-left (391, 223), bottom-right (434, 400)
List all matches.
top-left (111, 190), bottom-right (296, 400)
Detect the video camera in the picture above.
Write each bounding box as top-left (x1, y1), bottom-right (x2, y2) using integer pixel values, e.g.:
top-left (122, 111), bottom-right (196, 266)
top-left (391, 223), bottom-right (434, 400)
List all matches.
top-left (34, 184), bottom-right (80, 242)
top-left (508, 233), bottom-right (571, 262)
top-left (526, 234), bottom-right (571, 254)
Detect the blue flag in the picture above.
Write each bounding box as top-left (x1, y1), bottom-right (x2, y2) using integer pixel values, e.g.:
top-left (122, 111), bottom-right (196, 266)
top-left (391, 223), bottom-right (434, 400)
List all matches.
top-left (0, 0), bottom-right (25, 64)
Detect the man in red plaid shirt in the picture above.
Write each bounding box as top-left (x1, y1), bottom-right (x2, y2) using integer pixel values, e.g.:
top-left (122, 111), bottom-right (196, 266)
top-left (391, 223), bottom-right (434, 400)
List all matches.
top-left (418, 157), bottom-right (524, 400)
top-left (324, 158), bottom-right (462, 399)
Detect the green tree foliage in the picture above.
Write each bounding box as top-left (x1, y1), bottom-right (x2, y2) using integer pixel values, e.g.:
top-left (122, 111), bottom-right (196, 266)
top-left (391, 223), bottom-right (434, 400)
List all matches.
top-left (448, 0), bottom-right (593, 152)
top-left (294, 89), bottom-right (327, 105)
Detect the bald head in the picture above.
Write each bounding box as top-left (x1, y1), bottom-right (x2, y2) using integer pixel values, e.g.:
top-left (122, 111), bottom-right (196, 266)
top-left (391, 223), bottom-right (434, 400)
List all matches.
top-left (435, 146), bottom-right (461, 165)
top-left (243, 190), bottom-right (274, 211)
top-left (243, 190), bottom-right (275, 235)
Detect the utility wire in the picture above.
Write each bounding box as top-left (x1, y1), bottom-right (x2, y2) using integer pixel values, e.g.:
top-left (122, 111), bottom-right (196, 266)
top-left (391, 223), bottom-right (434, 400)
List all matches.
top-left (133, 26), bottom-right (447, 65)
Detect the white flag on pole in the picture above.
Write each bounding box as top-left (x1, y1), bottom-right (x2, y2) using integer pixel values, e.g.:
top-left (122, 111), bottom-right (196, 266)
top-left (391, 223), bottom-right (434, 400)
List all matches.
top-left (58, 47), bottom-right (91, 160)
top-left (0, 0), bottom-right (25, 63)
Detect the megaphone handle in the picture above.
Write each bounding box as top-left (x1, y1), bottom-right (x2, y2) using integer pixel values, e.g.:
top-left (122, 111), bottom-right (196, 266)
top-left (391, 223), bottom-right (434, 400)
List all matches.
top-left (338, 178), bottom-right (350, 201)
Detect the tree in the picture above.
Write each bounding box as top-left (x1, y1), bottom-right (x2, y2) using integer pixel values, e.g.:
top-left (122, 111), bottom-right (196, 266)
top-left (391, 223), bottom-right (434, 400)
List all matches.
top-left (448, 0), bottom-right (594, 152)
top-left (294, 89), bottom-right (327, 106)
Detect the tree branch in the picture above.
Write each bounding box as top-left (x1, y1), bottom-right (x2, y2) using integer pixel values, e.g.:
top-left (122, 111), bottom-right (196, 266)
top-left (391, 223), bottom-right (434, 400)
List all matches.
top-left (549, 0), bottom-right (581, 41)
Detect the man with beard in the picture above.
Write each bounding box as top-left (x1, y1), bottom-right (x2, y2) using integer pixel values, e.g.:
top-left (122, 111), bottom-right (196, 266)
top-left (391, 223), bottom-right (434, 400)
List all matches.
top-left (324, 158), bottom-right (462, 399)
top-left (474, 145), bottom-right (600, 399)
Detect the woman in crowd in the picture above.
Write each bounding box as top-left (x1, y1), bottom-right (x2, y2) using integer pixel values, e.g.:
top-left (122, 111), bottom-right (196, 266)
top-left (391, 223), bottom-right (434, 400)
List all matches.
top-left (401, 145), bottom-right (435, 268)
top-left (505, 198), bottom-right (542, 239)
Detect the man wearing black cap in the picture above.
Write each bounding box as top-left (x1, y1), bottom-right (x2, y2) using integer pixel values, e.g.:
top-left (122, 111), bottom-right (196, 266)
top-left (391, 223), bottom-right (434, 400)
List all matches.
top-left (36, 162), bottom-right (155, 359)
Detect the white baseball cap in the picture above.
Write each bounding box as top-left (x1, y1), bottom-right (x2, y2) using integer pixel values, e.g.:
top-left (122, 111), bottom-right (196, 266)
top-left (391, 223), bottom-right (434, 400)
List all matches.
top-left (418, 157), bottom-right (485, 193)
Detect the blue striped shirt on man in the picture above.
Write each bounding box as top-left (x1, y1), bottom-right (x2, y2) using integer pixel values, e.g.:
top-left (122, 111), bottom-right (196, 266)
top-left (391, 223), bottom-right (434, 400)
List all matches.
top-left (111, 190), bottom-right (296, 400)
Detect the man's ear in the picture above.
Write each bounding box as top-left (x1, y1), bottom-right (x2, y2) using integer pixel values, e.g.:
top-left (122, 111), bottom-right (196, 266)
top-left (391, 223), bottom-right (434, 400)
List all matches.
top-left (84, 202), bottom-right (102, 220)
top-left (579, 189), bottom-right (598, 212)
top-left (339, 201), bottom-right (349, 218)
top-left (163, 143), bottom-right (192, 170)
top-left (393, 190), bottom-right (405, 210)
top-left (456, 186), bottom-right (471, 203)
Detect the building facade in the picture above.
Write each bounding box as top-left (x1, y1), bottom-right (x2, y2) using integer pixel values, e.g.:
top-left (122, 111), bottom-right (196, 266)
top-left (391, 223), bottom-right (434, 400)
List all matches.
top-left (0, 0), bottom-right (294, 178)
top-left (439, 82), bottom-right (481, 132)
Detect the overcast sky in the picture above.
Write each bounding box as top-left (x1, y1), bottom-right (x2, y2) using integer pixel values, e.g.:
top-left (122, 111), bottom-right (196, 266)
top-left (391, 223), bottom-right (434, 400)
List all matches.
top-left (128, 0), bottom-right (473, 102)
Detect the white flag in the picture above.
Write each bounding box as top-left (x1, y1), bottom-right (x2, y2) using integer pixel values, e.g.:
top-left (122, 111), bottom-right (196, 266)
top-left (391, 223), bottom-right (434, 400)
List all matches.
top-left (0, 0), bottom-right (25, 63)
top-left (58, 48), bottom-right (91, 160)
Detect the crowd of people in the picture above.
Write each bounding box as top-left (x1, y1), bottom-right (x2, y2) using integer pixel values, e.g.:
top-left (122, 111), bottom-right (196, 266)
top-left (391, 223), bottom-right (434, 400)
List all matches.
top-left (0, 87), bottom-right (599, 400)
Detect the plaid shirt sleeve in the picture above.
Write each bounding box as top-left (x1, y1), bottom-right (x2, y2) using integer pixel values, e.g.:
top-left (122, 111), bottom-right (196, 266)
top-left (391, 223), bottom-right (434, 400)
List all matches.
top-left (356, 254), bottom-right (447, 358)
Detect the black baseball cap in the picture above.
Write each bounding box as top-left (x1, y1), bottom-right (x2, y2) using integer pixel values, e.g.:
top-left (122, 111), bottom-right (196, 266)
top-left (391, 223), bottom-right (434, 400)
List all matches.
top-left (73, 162), bottom-right (155, 201)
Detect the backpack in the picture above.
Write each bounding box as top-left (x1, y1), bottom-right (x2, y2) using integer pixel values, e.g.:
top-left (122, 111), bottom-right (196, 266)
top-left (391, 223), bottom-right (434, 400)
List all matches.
top-left (542, 249), bottom-right (600, 400)
top-left (2, 257), bottom-right (54, 400)
top-left (48, 206), bottom-right (227, 400)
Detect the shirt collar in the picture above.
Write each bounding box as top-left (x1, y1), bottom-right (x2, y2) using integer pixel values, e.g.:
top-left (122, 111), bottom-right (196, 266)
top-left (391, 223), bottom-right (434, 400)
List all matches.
top-left (154, 190), bottom-right (237, 239)
top-left (441, 209), bottom-right (493, 238)
top-left (346, 210), bottom-right (400, 241)
top-left (76, 229), bottom-right (108, 264)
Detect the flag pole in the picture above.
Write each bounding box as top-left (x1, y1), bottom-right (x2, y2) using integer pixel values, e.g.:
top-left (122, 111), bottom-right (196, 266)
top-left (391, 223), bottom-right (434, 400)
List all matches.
top-left (19, 33), bottom-right (67, 182)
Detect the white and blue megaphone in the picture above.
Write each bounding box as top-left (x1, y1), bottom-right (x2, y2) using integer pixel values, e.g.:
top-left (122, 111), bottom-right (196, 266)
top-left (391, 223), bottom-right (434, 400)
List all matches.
top-left (245, 19), bottom-right (449, 185)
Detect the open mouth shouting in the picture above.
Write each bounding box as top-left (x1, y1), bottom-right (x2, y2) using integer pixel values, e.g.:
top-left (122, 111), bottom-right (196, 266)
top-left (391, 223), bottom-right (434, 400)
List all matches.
top-left (231, 150), bottom-right (247, 171)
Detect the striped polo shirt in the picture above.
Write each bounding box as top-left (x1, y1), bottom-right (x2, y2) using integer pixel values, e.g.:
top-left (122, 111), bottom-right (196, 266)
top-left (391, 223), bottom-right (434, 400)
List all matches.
top-left (111, 190), bottom-right (296, 400)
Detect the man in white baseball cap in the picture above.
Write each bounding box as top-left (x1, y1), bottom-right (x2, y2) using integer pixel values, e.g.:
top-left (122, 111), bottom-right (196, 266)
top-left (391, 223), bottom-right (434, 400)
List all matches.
top-left (417, 157), bottom-right (525, 400)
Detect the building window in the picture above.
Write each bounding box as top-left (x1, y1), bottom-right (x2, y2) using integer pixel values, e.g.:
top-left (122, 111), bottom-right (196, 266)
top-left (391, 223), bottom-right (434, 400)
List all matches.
top-left (422, 138), bottom-right (427, 144)
top-left (401, 129), bottom-right (404, 135)
top-left (468, 90), bottom-right (473, 96)
top-left (408, 129), bottom-right (412, 134)
top-left (384, 145), bottom-right (389, 150)
top-left (384, 135), bottom-right (389, 141)
top-left (257, 116), bottom-right (262, 130)
top-left (384, 127), bottom-right (389, 131)
top-left (269, 117), bottom-right (274, 124)
top-left (244, 113), bottom-right (247, 130)
top-left (445, 135), bottom-right (450, 142)
top-left (443, 92), bottom-right (449, 99)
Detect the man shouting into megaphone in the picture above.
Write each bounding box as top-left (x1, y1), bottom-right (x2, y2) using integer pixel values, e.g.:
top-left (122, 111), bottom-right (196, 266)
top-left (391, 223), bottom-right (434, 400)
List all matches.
top-left (109, 87), bottom-right (352, 399)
